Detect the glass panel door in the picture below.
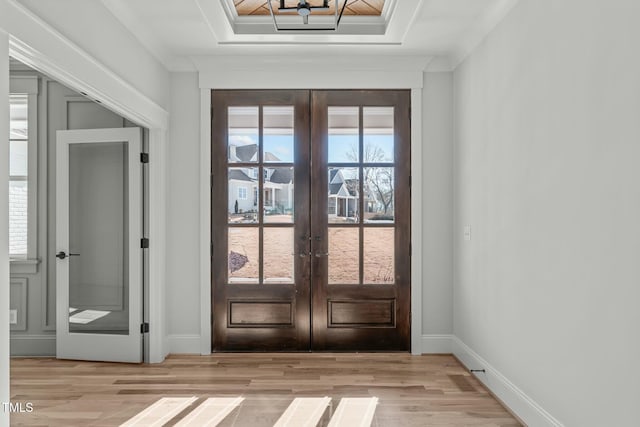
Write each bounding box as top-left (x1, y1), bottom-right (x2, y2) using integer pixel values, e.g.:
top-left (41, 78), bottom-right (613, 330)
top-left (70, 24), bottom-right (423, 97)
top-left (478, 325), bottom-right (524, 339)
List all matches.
top-left (211, 90), bottom-right (411, 352)
top-left (310, 90), bottom-right (411, 351)
top-left (212, 91), bottom-right (311, 351)
top-left (56, 128), bottom-right (142, 363)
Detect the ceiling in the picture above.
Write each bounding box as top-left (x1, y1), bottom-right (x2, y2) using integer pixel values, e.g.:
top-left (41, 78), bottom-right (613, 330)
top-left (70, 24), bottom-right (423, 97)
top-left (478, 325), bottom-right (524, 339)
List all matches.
top-left (100, 0), bottom-right (519, 72)
top-left (234, 0), bottom-right (385, 16)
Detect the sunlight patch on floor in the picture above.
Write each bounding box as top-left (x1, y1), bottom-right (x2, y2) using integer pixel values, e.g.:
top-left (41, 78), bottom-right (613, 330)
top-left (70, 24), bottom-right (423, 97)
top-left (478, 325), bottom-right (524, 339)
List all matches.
top-left (119, 396), bottom-right (378, 427)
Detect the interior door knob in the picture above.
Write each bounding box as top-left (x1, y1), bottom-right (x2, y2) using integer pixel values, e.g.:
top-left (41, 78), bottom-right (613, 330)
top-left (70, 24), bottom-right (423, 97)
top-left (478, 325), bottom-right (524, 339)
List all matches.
top-left (56, 251), bottom-right (80, 260)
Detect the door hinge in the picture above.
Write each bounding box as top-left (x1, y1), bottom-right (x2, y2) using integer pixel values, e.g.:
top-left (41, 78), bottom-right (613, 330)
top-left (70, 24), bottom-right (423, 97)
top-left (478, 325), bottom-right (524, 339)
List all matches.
top-left (210, 173), bottom-right (213, 189)
top-left (141, 238), bottom-right (149, 249)
top-left (211, 106), bottom-right (214, 121)
top-left (140, 322), bottom-right (149, 333)
top-left (210, 242), bottom-right (213, 258)
top-left (140, 153), bottom-right (149, 163)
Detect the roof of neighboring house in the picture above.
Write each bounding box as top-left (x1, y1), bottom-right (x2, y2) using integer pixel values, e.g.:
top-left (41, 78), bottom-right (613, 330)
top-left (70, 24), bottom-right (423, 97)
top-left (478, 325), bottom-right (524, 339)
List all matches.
top-left (329, 168), bottom-right (341, 183)
top-left (235, 144), bottom-right (258, 162)
top-left (328, 169), bottom-right (358, 197)
top-left (269, 168), bottom-right (293, 184)
top-left (329, 183), bottom-right (343, 195)
top-left (232, 143), bottom-right (282, 163)
top-left (329, 181), bottom-right (358, 197)
top-left (228, 169), bottom-right (253, 182)
top-left (344, 180), bottom-right (358, 196)
top-left (265, 152), bottom-right (280, 162)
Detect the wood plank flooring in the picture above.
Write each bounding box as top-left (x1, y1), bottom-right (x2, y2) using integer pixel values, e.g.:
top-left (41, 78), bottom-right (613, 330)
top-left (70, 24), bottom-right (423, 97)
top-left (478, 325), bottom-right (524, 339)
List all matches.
top-left (10, 354), bottom-right (522, 426)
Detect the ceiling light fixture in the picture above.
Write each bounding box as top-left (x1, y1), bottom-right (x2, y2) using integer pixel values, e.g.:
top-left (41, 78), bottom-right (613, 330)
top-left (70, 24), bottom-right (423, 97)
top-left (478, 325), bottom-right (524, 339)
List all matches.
top-left (267, 0), bottom-right (348, 31)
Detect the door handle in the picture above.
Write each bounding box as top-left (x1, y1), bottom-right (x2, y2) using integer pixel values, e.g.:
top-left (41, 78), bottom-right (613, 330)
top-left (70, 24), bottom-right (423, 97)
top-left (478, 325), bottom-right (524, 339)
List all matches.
top-left (314, 252), bottom-right (329, 258)
top-left (292, 252), bottom-right (311, 258)
top-left (56, 251), bottom-right (80, 260)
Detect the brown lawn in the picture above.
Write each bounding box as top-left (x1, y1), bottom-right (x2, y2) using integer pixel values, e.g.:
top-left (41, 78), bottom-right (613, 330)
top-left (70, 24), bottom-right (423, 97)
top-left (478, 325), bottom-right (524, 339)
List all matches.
top-left (228, 217), bottom-right (394, 284)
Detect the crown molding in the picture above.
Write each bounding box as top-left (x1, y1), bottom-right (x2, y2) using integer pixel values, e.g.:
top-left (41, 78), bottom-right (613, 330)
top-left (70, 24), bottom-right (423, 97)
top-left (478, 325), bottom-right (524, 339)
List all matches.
top-left (191, 54), bottom-right (431, 73)
top-left (450, 0), bottom-right (521, 69)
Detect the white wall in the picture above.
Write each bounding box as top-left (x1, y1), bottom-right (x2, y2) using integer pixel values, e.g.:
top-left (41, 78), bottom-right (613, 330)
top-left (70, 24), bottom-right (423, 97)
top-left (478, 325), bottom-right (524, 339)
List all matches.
top-left (166, 73), bottom-right (201, 352)
top-left (1, 28), bottom-right (10, 427)
top-left (422, 72), bottom-right (454, 344)
top-left (453, 0), bottom-right (640, 425)
top-left (165, 75), bottom-right (454, 353)
top-left (17, 0), bottom-right (170, 109)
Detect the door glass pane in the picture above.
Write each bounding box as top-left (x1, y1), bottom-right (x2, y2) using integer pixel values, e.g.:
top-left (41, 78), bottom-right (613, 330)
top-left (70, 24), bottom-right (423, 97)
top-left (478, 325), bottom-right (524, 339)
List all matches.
top-left (364, 228), bottom-right (395, 284)
top-left (264, 106), bottom-right (294, 163)
top-left (264, 228), bottom-right (294, 283)
top-left (328, 167), bottom-right (359, 224)
top-left (229, 167), bottom-right (259, 223)
top-left (363, 167), bottom-right (394, 223)
top-left (264, 167), bottom-right (294, 223)
top-left (228, 106), bottom-right (259, 163)
top-left (328, 107), bottom-right (359, 163)
top-left (68, 142), bottom-right (129, 335)
top-left (328, 228), bottom-right (359, 284)
top-left (228, 227), bottom-right (259, 283)
top-left (363, 107), bottom-right (394, 163)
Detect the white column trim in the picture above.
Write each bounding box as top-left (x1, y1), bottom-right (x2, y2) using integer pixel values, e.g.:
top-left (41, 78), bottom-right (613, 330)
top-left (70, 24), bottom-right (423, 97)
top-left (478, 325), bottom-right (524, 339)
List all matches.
top-left (147, 128), bottom-right (168, 362)
top-left (410, 87), bottom-right (423, 354)
top-left (0, 28), bottom-right (11, 427)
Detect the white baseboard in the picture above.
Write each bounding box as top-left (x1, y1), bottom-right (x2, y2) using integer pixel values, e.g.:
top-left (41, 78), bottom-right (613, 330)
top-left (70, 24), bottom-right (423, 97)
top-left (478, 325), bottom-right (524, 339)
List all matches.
top-left (168, 334), bottom-right (202, 354)
top-left (10, 334), bottom-right (56, 357)
top-left (452, 336), bottom-right (564, 427)
top-left (421, 334), bottom-right (453, 353)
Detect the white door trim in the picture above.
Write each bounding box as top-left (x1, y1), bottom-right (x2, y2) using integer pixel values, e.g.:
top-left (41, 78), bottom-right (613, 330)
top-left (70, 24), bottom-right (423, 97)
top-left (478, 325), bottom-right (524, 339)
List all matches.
top-left (199, 84), bottom-right (424, 355)
top-left (56, 127), bottom-right (142, 363)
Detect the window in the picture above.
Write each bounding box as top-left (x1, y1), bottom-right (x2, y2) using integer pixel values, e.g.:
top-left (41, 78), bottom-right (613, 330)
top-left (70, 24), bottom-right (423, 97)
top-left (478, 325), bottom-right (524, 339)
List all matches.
top-left (238, 187), bottom-right (248, 200)
top-left (9, 95), bottom-right (28, 257)
top-left (9, 76), bottom-right (38, 269)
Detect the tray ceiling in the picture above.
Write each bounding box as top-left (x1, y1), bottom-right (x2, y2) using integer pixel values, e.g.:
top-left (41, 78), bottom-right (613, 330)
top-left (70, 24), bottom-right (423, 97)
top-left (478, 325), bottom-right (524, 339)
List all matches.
top-left (98, 0), bottom-right (521, 72)
top-left (234, 0), bottom-right (384, 16)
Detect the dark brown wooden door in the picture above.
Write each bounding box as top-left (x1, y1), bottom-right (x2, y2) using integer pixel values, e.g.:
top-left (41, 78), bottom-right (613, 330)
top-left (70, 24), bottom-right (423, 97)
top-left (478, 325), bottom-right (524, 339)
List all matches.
top-left (310, 91), bottom-right (411, 351)
top-left (212, 90), bottom-right (410, 352)
top-left (212, 90), bottom-right (311, 351)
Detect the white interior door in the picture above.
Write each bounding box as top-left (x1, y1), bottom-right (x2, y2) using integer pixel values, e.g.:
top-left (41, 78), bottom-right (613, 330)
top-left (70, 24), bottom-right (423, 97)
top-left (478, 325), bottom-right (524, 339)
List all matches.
top-left (56, 127), bottom-right (143, 363)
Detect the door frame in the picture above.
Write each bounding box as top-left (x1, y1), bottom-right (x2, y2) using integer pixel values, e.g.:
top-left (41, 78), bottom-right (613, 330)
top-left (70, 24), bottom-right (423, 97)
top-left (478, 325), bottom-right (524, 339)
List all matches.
top-left (199, 64), bottom-right (425, 355)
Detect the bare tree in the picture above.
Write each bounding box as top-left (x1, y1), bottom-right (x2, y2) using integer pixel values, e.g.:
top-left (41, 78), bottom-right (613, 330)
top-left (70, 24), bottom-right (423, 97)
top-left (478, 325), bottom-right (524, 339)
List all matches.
top-left (345, 143), bottom-right (394, 215)
top-left (367, 168), bottom-right (393, 214)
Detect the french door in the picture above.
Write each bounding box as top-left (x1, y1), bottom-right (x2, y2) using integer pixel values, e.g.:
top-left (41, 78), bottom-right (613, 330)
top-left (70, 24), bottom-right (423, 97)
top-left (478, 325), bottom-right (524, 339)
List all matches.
top-left (212, 90), bottom-right (410, 351)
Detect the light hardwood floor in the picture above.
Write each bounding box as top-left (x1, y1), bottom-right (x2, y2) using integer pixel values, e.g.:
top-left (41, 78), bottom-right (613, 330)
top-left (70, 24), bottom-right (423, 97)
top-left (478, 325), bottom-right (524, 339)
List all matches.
top-left (10, 354), bottom-right (522, 426)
